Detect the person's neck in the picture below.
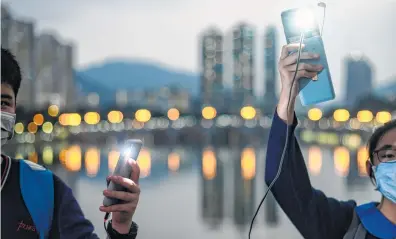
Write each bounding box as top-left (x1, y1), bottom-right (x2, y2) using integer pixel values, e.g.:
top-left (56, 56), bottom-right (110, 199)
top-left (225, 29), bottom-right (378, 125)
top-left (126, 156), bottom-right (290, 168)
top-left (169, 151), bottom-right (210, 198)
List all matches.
top-left (378, 197), bottom-right (396, 224)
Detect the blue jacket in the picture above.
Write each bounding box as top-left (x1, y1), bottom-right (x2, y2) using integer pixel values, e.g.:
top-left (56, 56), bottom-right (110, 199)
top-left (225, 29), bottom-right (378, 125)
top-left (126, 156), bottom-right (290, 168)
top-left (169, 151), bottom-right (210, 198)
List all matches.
top-left (264, 110), bottom-right (395, 239)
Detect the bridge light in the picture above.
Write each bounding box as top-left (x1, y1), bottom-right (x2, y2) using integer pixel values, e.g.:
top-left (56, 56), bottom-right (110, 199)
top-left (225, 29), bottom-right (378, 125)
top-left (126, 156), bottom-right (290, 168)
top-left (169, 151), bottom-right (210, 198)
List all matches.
top-left (33, 114), bottom-right (44, 125)
top-left (27, 122), bottom-right (38, 133)
top-left (167, 108), bottom-right (180, 121)
top-left (84, 112), bottom-right (101, 125)
top-left (14, 122), bottom-right (24, 134)
top-left (241, 147), bottom-right (256, 180)
top-left (108, 111), bottom-right (123, 124)
top-left (135, 109), bottom-right (151, 123)
top-left (333, 109), bottom-right (350, 122)
top-left (42, 122), bottom-right (53, 134)
top-left (240, 106), bottom-right (256, 120)
top-left (357, 110), bottom-right (373, 123)
top-left (308, 108), bottom-right (322, 121)
top-left (137, 149), bottom-right (151, 178)
top-left (202, 106), bottom-right (217, 120)
top-left (48, 104), bottom-right (59, 117)
top-left (375, 111), bottom-right (391, 124)
top-left (69, 113), bottom-right (82, 126)
top-left (202, 148), bottom-right (216, 180)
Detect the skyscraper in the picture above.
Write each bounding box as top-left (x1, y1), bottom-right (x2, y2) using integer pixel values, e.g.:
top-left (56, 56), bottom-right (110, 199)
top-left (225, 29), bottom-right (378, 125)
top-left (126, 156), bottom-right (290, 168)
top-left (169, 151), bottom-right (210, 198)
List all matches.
top-left (345, 53), bottom-right (373, 108)
top-left (2, 6), bottom-right (35, 110)
top-left (232, 23), bottom-right (255, 109)
top-left (200, 27), bottom-right (224, 109)
top-left (262, 26), bottom-right (278, 114)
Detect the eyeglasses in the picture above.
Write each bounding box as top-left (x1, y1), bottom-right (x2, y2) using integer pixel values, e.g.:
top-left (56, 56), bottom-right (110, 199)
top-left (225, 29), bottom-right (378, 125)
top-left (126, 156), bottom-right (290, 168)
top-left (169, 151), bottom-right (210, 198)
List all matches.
top-left (373, 147), bottom-right (396, 163)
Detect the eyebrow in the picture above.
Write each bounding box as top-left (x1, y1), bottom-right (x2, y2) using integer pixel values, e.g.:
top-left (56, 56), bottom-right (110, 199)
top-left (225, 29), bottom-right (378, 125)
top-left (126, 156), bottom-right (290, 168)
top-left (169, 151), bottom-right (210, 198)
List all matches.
top-left (1, 94), bottom-right (13, 100)
top-left (375, 144), bottom-right (394, 151)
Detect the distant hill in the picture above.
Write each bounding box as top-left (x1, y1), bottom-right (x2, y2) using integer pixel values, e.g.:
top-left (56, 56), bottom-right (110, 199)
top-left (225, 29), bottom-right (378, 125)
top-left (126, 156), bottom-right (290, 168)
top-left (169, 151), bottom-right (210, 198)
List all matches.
top-left (76, 60), bottom-right (200, 97)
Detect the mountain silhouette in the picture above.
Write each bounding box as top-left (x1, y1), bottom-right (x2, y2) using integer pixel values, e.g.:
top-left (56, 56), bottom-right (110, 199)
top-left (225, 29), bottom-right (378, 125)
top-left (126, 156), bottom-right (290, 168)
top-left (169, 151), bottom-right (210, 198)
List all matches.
top-left (76, 60), bottom-right (200, 98)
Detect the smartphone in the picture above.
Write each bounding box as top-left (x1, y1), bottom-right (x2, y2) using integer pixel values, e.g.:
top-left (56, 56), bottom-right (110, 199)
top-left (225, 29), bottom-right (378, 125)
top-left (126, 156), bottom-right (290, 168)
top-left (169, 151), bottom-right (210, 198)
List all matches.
top-left (281, 7), bottom-right (335, 106)
top-left (103, 139), bottom-right (143, 207)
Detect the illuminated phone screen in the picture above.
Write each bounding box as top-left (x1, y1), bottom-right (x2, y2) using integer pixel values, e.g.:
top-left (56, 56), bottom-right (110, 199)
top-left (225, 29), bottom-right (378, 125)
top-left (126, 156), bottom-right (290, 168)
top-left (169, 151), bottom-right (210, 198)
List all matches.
top-left (281, 8), bottom-right (321, 44)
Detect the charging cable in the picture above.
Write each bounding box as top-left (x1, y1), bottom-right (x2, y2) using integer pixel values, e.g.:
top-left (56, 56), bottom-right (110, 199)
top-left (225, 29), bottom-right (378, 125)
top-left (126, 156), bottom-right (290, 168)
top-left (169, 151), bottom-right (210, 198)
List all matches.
top-left (248, 32), bottom-right (305, 239)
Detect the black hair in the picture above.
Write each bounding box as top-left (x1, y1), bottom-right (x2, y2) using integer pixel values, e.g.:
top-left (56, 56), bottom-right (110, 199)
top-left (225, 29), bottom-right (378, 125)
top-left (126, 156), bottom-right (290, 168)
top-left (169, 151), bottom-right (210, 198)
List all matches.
top-left (1, 47), bottom-right (22, 98)
top-left (367, 119), bottom-right (396, 179)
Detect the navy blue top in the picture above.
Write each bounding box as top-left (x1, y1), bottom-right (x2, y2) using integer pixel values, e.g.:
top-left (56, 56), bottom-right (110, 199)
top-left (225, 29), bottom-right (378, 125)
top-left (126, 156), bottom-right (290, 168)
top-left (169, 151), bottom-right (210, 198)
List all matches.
top-left (264, 110), bottom-right (390, 239)
top-left (1, 156), bottom-right (136, 239)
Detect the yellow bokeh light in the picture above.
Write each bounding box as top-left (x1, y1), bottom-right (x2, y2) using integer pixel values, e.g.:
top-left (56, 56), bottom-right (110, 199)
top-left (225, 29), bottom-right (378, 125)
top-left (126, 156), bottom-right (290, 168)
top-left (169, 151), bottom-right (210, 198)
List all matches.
top-left (202, 106), bottom-right (217, 120)
top-left (308, 108), bottom-right (322, 121)
top-left (137, 149), bottom-right (151, 178)
top-left (27, 122), bottom-right (38, 134)
top-left (48, 105), bottom-right (59, 117)
top-left (28, 152), bottom-right (38, 164)
top-left (59, 113), bottom-right (81, 126)
top-left (107, 111), bottom-right (123, 124)
top-left (168, 152), bottom-right (180, 172)
top-left (14, 122), bottom-right (24, 134)
top-left (375, 111), bottom-right (391, 124)
top-left (33, 114), bottom-right (44, 125)
top-left (202, 148), bottom-right (216, 180)
top-left (334, 146), bottom-right (350, 177)
top-left (308, 146), bottom-right (322, 175)
top-left (357, 110), bottom-right (373, 123)
top-left (42, 122), bottom-right (53, 134)
top-left (84, 112), bottom-right (100, 125)
top-left (241, 148), bottom-right (256, 180)
top-left (42, 146), bottom-right (53, 165)
top-left (65, 145), bottom-right (82, 172)
top-left (333, 109), bottom-right (350, 122)
top-left (85, 147), bottom-right (100, 177)
top-left (240, 106), bottom-right (257, 120)
top-left (167, 108), bottom-right (180, 121)
top-left (357, 146), bottom-right (369, 177)
top-left (135, 109), bottom-right (151, 123)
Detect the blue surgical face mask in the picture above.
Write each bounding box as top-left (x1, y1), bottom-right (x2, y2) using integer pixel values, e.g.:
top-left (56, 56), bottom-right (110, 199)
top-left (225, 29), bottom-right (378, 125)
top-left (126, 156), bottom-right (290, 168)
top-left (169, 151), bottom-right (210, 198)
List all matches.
top-left (1, 111), bottom-right (16, 146)
top-left (372, 160), bottom-right (396, 204)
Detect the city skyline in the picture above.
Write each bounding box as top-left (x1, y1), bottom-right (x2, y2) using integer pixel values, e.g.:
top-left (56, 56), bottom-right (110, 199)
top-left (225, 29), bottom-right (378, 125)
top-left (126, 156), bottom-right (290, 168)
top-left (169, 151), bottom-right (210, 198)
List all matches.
top-left (4, 0), bottom-right (395, 98)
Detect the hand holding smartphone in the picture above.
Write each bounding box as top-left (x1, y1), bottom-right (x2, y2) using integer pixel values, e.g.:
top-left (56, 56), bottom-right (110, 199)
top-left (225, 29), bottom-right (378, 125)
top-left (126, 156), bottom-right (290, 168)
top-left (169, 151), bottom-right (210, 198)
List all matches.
top-left (281, 7), bottom-right (335, 106)
top-left (103, 139), bottom-right (143, 207)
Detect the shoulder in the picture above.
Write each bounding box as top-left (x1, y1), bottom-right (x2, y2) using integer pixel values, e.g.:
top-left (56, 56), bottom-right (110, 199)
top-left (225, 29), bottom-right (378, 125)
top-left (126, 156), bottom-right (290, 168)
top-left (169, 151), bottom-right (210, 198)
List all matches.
top-left (19, 159), bottom-right (47, 171)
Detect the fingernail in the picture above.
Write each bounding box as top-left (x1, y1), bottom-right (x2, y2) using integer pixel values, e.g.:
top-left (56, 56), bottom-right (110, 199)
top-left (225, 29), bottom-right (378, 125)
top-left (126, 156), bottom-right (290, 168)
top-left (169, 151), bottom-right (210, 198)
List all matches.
top-left (315, 54), bottom-right (320, 58)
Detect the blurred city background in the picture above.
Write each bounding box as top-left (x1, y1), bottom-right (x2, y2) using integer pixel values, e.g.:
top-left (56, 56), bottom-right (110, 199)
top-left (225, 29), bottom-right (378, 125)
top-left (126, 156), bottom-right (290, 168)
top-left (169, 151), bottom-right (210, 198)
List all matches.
top-left (1, 0), bottom-right (395, 238)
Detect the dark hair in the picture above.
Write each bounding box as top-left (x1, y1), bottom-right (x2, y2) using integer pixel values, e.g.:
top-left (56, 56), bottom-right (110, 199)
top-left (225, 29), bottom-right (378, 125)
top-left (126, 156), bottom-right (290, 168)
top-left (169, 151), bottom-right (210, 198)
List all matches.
top-left (367, 119), bottom-right (396, 179)
top-left (1, 47), bottom-right (22, 98)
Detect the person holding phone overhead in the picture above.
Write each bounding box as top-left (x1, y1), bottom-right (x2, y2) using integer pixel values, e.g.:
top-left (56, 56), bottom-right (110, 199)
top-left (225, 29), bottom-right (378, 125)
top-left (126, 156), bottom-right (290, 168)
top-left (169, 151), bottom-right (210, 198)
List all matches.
top-left (264, 44), bottom-right (396, 239)
top-left (1, 47), bottom-right (141, 239)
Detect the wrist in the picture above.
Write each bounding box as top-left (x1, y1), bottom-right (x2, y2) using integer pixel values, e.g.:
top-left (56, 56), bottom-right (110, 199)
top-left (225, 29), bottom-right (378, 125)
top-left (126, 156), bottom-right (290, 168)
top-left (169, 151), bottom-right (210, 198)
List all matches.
top-left (278, 89), bottom-right (297, 124)
top-left (111, 220), bottom-right (133, 234)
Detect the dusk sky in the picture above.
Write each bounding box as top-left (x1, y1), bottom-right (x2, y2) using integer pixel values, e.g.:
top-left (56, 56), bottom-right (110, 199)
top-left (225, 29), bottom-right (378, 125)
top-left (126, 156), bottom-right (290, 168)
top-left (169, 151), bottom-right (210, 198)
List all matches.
top-left (4, 0), bottom-right (396, 97)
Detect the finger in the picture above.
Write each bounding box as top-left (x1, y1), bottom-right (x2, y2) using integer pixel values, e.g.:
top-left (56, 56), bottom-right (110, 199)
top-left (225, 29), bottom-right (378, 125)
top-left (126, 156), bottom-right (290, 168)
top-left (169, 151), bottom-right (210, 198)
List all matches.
top-left (100, 203), bottom-right (136, 213)
top-left (109, 175), bottom-right (140, 193)
top-left (285, 63), bottom-right (323, 72)
top-left (295, 70), bottom-right (319, 80)
top-left (103, 189), bottom-right (138, 202)
top-left (282, 52), bottom-right (319, 66)
top-left (280, 43), bottom-right (305, 59)
top-left (129, 159), bottom-right (140, 184)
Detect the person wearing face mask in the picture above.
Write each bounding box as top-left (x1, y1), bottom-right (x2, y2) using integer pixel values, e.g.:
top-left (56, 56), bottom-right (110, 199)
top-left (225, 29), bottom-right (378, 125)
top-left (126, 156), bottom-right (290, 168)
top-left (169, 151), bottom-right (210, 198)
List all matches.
top-left (264, 44), bottom-right (396, 239)
top-left (1, 47), bottom-right (141, 239)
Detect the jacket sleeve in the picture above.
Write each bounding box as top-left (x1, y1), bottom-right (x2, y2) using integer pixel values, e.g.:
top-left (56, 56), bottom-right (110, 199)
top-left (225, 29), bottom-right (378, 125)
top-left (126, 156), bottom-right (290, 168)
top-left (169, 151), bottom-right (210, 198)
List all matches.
top-left (53, 175), bottom-right (136, 239)
top-left (264, 109), bottom-right (356, 239)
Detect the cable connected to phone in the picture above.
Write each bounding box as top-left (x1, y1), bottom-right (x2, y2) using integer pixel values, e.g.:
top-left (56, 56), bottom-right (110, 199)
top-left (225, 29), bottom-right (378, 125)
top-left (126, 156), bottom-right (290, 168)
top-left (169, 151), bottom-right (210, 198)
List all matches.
top-left (248, 32), bottom-right (305, 239)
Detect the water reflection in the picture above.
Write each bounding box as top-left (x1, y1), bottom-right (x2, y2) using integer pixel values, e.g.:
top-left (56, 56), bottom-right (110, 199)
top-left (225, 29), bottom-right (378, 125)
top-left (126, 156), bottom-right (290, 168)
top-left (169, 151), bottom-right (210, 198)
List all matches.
top-left (200, 147), bottom-right (224, 228)
top-left (233, 148), bottom-right (256, 228)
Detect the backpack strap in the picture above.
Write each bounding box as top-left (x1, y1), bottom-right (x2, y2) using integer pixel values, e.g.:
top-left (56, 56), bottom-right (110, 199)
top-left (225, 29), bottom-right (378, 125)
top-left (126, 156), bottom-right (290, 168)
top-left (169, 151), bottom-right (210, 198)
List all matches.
top-left (20, 160), bottom-right (54, 239)
top-left (343, 210), bottom-right (367, 239)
